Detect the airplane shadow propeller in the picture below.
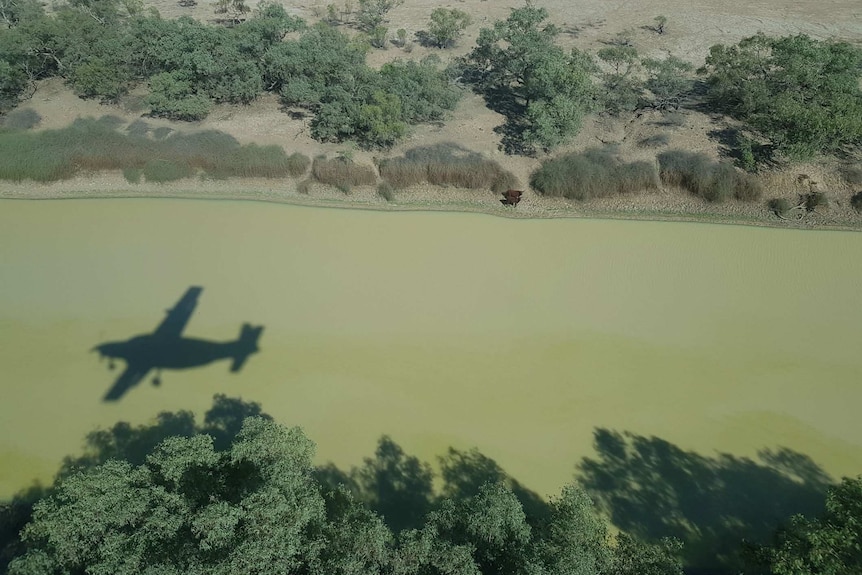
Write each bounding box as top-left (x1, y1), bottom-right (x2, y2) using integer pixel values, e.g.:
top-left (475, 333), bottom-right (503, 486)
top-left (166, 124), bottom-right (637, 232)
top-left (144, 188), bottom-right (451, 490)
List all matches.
top-left (94, 287), bottom-right (264, 402)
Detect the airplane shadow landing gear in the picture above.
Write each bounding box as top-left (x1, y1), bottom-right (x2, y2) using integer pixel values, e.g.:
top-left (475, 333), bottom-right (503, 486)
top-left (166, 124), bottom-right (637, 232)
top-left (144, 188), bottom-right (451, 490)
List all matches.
top-left (152, 372), bottom-right (162, 387)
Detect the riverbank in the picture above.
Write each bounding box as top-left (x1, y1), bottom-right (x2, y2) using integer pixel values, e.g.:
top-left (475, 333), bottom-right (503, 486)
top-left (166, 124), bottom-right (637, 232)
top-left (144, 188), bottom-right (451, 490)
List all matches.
top-left (2, 171), bottom-right (861, 232)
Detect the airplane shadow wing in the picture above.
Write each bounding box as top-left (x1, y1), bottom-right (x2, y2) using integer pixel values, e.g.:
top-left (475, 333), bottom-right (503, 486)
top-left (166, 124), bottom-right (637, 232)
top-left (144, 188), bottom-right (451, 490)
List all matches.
top-left (153, 286), bottom-right (203, 339)
top-left (103, 364), bottom-right (151, 402)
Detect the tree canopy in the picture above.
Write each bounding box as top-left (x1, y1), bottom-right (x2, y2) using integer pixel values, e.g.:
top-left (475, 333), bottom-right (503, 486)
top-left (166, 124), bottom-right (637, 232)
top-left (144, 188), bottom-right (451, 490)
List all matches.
top-left (460, 3), bottom-right (596, 153)
top-left (6, 414), bottom-right (686, 575)
top-left (700, 33), bottom-right (862, 159)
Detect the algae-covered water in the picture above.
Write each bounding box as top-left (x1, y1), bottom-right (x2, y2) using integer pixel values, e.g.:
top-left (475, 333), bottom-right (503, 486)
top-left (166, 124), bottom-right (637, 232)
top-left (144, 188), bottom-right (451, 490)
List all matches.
top-left (1, 198), bottom-right (860, 499)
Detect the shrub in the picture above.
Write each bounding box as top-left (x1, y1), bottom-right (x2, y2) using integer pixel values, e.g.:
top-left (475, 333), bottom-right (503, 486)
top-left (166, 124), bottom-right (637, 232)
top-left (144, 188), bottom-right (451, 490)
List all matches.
top-left (356, 0), bottom-right (402, 32)
top-left (530, 147), bottom-right (658, 200)
top-left (311, 155), bottom-right (377, 191)
top-left (851, 191), bottom-right (862, 213)
top-left (426, 8), bottom-right (470, 48)
top-left (297, 178), bottom-right (312, 194)
top-left (767, 198), bottom-right (791, 216)
top-left (657, 150), bottom-right (762, 202)
top-left (142, 159), bottom-right (194, 183)
top-left (842, 166), bottom-right (862, 185)
top-left (123, 167), bottom-right (142, 183)
top-left (287, 152), bottom-right (310, 177)
top-left (803, 191), bottom-right (828, 211)
top-left (146, 72), bottom-right (211, 121)
top-left (377, 181), bottom-right (394, 201)
top-left (378, 143), bottom-right (516, 192)
top-left (736, 134), bottom-right (757, 172)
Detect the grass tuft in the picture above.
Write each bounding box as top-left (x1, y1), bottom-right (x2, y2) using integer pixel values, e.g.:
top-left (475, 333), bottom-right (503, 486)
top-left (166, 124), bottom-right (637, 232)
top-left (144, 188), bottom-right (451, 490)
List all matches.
top-left (378, 143), bottom-right (517, 193)
top-left (657, 150), bottom-right (762, 203)
top-left (530, 147), bottom-right (658, 200)
top-left (311, 156), bottom-right (377, 192)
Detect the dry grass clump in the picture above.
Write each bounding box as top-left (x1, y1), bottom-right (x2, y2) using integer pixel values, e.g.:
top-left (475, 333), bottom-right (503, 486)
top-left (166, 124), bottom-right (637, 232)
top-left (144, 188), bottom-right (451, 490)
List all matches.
top-left (287, 152), bottom-right (311, 177)
top-left (530, 147), bottom-right (658, 200)
top-left (311, 155), bottom-right (377, 193)
top-left (658, 150), bottom-right (762, 203)
top-left (377, 181), bottom-right (395, 201)
top-left (378, 143), bottom-right (517, 193)
top-left (1, 108), bottom-right (41, 130)
top-left (0, 116), bottom-right (302, 182)
top-left (842, 166), bottom-right (862, 185)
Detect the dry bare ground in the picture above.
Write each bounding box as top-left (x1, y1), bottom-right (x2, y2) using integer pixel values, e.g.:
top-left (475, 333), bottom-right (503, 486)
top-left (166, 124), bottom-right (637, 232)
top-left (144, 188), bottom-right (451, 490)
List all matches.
top-left (2, 0), bottom-right (861, 229)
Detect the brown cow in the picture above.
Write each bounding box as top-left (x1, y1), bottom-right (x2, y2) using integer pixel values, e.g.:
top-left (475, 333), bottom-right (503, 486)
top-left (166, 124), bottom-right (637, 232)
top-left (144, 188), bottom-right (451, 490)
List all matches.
top-left (501, 189), bottom-right (523, 206)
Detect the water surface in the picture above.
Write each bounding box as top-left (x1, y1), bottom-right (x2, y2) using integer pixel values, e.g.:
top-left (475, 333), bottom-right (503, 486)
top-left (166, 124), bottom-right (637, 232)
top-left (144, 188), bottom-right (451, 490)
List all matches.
top-left (1, 199), bottom-right (861, 499)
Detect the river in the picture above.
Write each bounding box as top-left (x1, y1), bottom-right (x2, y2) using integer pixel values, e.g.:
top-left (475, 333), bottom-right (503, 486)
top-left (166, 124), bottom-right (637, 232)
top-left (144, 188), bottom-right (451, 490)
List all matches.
top-left (1, 198), bottom-right (861, 500)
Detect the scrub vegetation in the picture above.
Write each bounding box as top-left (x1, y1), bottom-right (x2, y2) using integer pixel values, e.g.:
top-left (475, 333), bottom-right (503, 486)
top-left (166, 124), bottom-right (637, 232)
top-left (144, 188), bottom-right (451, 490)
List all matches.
top-left (0, 0), bottom-right (860, 224)
top-left (0, 117), bottom-right (304, 182)
top-left (657, 150), bottom-right (763, 202)
top-left (378, 143), bottom-right (517, 192)
top-left (1, 395), bottom-right (859, 575)
top-left (529, 147), bottom-right (658, 200)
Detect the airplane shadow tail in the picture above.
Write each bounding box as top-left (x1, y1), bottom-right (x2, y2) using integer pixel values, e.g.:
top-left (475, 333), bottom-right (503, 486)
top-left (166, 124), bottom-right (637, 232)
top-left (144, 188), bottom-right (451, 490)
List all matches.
top-left (230, 323), bottom-right (264, 372)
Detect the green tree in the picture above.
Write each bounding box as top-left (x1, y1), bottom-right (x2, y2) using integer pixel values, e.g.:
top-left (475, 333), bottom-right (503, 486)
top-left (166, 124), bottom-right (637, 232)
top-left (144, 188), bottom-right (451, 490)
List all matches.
top-left (426, 7), bottom-right (470, 48)
top-left (146, 71), bottom-right (211, 120)
top-left (8, 418), bottom-right (328, 575)
top-left (700, 33), bottom-right (862, 159)
top-left (596, 44), bottom-right (642, 115)
top-left (642, 55), bottom-right (693, 110)
top-left (379, 56), bottom-right (461, 123)
top-left (214, 0), bottom-right (249, 23)
top-left (461, 3), bottom-right (596, 153)
top-left (751, 476), bottom-right (862, 575)
top-left (356, 0), bottom-right (402, 32)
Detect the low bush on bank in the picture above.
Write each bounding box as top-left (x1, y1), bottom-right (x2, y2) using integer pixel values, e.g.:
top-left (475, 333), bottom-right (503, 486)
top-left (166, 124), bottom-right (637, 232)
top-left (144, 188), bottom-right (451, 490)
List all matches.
top-left (0, 117), bottom-right (302, 182)
top-left (311, 155), bottom-right (377, 193)
top-left (378, 143), bottom-right (517, 192)
top-left (851, 192), bottom-right (862, 213)
top-left (530, 147), bottom-right (658, 200)
top-left (658, 150), bottom-right (762, 202)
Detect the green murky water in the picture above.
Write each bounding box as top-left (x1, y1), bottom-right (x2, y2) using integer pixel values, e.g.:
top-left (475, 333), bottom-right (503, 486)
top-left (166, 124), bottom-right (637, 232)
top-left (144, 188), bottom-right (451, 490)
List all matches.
top-left (1, 198), bottom-right (861, 499)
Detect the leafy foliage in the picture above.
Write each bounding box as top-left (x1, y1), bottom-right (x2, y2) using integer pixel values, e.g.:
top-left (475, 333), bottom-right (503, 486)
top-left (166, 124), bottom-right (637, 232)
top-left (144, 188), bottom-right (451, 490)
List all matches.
top-left (642, 56), bottom-right (693, 110)
top-left (356, 0), bottom-right (402, 32)
top-left (379, 56), bottom-right (461, 124)
top-left (700, 33), bottom-right (862, 159)
top-left (596, 45), bottom-right (642, 115)
top-left (460, 3), bottom-right (596, 153)
top-left (426, 7), bottom-right (471, 48)
top-left (750, 477), bottom-right (862, 575)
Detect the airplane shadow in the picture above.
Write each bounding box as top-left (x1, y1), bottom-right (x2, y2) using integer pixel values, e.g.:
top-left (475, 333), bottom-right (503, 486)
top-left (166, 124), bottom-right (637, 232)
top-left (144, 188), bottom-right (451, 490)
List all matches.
top-left (93, 287), bottom-right (264, 401)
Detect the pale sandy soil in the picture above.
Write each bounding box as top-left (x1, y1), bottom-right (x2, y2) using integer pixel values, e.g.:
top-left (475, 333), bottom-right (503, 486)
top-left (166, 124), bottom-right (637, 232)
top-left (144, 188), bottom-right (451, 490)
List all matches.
top-left (2, 0), bottom-right (861, 229)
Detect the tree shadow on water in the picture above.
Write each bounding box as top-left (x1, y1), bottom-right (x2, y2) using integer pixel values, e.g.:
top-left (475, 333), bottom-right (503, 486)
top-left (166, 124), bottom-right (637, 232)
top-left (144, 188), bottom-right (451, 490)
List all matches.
top-left (316, 438), bottom-right (550, 533)
top-left (577, 428), bottom-right (833, 575)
